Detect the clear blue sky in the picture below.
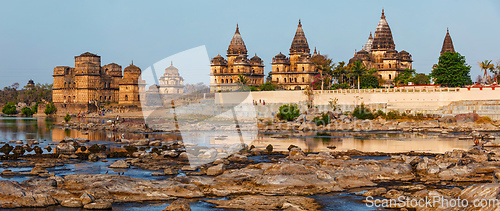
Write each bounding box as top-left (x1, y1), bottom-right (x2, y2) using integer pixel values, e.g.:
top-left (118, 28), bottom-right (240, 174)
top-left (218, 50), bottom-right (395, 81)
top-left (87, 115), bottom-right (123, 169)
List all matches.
top-left (0, 0), bottom-right (499, 88)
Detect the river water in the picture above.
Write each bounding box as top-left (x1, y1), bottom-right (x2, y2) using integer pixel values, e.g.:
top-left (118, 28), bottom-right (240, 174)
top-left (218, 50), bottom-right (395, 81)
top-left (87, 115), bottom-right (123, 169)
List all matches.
top-left (0, 117), bottom-right (494, 210)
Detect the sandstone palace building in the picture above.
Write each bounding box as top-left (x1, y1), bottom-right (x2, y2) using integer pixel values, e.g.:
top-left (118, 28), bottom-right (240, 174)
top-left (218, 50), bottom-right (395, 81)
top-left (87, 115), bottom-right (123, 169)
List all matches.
top-left (53, 52), bottom-right (146, 113)
top-left (271, 20), bottom-right (324, 90)
top-left (349, 10), bottom-right (413, 85)
top-left (210, 25), bottom-right (265, 92)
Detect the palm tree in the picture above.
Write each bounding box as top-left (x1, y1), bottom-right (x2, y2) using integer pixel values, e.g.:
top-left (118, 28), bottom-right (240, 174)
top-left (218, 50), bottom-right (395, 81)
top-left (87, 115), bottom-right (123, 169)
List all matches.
top-left (479, 60), bottom-right (494, 85)
top-left (237, 74), bottom-right (248, 85)
top-left (348, 61), bottom-right (367, 89)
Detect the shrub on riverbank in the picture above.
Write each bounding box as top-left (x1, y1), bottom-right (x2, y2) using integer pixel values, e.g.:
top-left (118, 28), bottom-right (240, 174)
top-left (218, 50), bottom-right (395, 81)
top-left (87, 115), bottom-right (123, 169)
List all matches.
top-left (44, 102), bottom-right (57, 115)
top-left (277, 104), bottom-right (300, 121)
top-left (313, 113), bottom-right (331, 126)
top-left (2, 102), bottom-right (17, 115)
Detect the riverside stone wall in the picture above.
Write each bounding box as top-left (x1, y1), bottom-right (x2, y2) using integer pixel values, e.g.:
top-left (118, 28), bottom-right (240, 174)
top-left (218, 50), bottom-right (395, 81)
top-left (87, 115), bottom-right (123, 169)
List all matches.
top-left (209, 87), bottom-right (500, 120)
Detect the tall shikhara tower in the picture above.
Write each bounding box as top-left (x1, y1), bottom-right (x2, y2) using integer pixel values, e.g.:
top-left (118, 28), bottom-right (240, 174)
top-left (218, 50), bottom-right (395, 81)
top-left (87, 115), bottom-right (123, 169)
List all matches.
top-left (349, 9), bottom-right (413, 85)
top-left (210, 25), bottom-right (264, 92)
top-left (271, 20), bottom-right (324, 90)
top-left (441, 28), bottom-right (455, 55)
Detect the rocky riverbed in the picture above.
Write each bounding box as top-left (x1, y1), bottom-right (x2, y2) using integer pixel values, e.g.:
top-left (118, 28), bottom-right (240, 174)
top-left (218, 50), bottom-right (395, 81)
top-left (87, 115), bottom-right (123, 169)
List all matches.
top-left (3, 143), bottom-right (500, 210)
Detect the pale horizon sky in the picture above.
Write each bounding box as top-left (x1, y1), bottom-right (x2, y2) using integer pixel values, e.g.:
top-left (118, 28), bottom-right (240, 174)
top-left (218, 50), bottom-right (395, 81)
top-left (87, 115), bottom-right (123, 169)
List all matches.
top-left (0, 0), bottom-right (499, 88)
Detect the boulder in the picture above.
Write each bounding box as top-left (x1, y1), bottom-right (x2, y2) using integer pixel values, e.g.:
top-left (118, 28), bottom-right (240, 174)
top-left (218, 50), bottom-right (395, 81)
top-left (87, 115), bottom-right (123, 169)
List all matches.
top-left (83, 201), bottom-right (112, 210)
top-left (206, 195), bottom-right (320, 211)
top-left (149, 141), bottom-right (162, 146)
top-left (56, 143), bottom-right (76, 154)
top-left (455, 113), bottom-right (480, 123)
top-left (88, 154), bottom-right (100, 162)
top-left (206, 164), bottom-right (225, 176)
top-left (30, 166), bottom-right (48, 175)
top-left (438, 116), bottom-right (456, 123)
top-left (131, 139), bottom-right (150, 146)
top-left (228, 154), bottom-right (249, 163)
top-left (164, 168), bottom-right (178, 175)
top-left (109, 160), bottom-right (130, 168)
top-left (61, 199), bottom-right (83, 208)
top-left (162, 199), bottom-right (191, 211)
top-left (80, 192), bottom-right (95, 205)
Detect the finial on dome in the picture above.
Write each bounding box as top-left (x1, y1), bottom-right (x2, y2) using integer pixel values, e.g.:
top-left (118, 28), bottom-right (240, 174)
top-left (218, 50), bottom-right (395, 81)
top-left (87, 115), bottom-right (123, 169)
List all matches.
top-left (381, 8), bottom-right (385, 19)
top-left (235, 24), bottom-right (239, 34)
top-left (447, 27), bottom-right (449, 33)
top-left (298, 19), bottom-right (302, 27)
top-left (171, 61), bottom-right (173, 66)
top-left (131, 60), bottom-right (133, 65)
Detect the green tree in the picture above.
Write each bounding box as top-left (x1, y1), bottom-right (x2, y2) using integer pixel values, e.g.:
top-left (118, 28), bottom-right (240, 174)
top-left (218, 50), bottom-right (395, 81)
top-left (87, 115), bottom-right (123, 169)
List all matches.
top-left (21, 107), bottom-right (35, 116)
top-left (258, 82), bottom-right (276, 91)
top-left (360, 74), bottom-right (380, 88)
top-left (348, 61), bottom-right (367, 89)
top-left (393, 69), bottom-right (416, 86)
top-left (2, 102), bottom-right (17, 115)
top-left (310, 55), bottom-right (334, 89)
top-left (332, 61), bottom-right (348, 84)
top-left (412, 73), bottom-right (430, 85)
top-left (44, 102), bottom-right (57, 115)
top-left (430, 52), bottom-right (472, 87)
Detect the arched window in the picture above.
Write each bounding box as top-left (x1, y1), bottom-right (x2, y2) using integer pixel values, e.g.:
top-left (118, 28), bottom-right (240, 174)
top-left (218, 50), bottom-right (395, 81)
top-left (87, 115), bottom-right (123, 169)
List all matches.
top-left (277, 67), bottom-right (279, 72)
top-left (284, 78), bottom-right (287, 83)
top-left (237, 68), bottom-right (240, 73)
top-left (295, 78), bottom-right (297, 83)
top-left (138, 95), bottom-right (140, 101)
top-left (389, 74), bottom-right (392, 79)
top-left (302, 77), bottom-right (305, 83)
top-left (125, 95), bottom-right (128, 101)
top-left (389, 64), bottom-right (392, 68)
top-left (302, 67), bottom-right (305, 72)
top-left (226, 79), bottom-right (228, 83)
top-left (230, 79), bottom-right (233, 83)
top-left (215, 79), bottom-right (217, 83)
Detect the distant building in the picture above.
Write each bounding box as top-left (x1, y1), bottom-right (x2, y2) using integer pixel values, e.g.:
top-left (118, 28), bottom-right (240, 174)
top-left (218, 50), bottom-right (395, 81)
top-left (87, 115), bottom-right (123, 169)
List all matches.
top-left (210, 25), bottom-right (265, 92)
top-left (158, 62), bottom-right (184, 95)
top-left (349, 10), bottom-right (413, 85)
top-left (53, 52), bottom-right (144, 113)
top-left (270, 20), bottom-right (323, 90)
top-left (440, 28), bottom-right (455, 55)
top-left (26, 79), bottom-right (35, 90)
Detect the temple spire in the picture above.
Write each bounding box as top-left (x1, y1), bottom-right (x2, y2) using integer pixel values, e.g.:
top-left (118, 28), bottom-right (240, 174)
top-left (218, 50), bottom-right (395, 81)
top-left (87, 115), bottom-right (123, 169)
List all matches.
top-left (289, 19), bottom-right (310, 55)
top-left (440, 28), bottom-right (455, 55)
top-left (371, 9), bottom-right (395, 50)
top-left (227, 24), bottom-right (247, 55)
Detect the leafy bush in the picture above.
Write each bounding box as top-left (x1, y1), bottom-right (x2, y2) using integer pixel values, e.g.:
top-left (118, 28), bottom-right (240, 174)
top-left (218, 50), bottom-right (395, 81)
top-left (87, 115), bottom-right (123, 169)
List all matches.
top-left (330, 83), bottom-right (349, 90)
top-left (21, 107), bottom-right (35, 116)
top-left (2, 102), bottom-right (17, 115)
top-left (277, 104), bottom-right (300, 121)
top-left (313, 113), bottom-right (331, 126)
top-left (386, 111), bottom-right (401, 120)
top-left (352, 103), bottom-right (375, 120)
top-left (259, 82), bottom-right (276, 91)
top-left (375, 110), bottom-right (386, 118)
top-left (64, 113), bottom-right (71, 122)
top-left (360, 74), bottom-right (380, 88)
top-left (44, 102), bottom-right (57, 115)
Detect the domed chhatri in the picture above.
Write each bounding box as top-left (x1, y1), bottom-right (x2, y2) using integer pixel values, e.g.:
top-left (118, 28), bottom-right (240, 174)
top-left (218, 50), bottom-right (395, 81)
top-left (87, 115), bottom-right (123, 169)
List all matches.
top-left (157, 62), bottom-right (184, 95)
top-left (349, 9), bottom-right (413, 85)
top-left (210, 24), bottom-right (265, 92)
